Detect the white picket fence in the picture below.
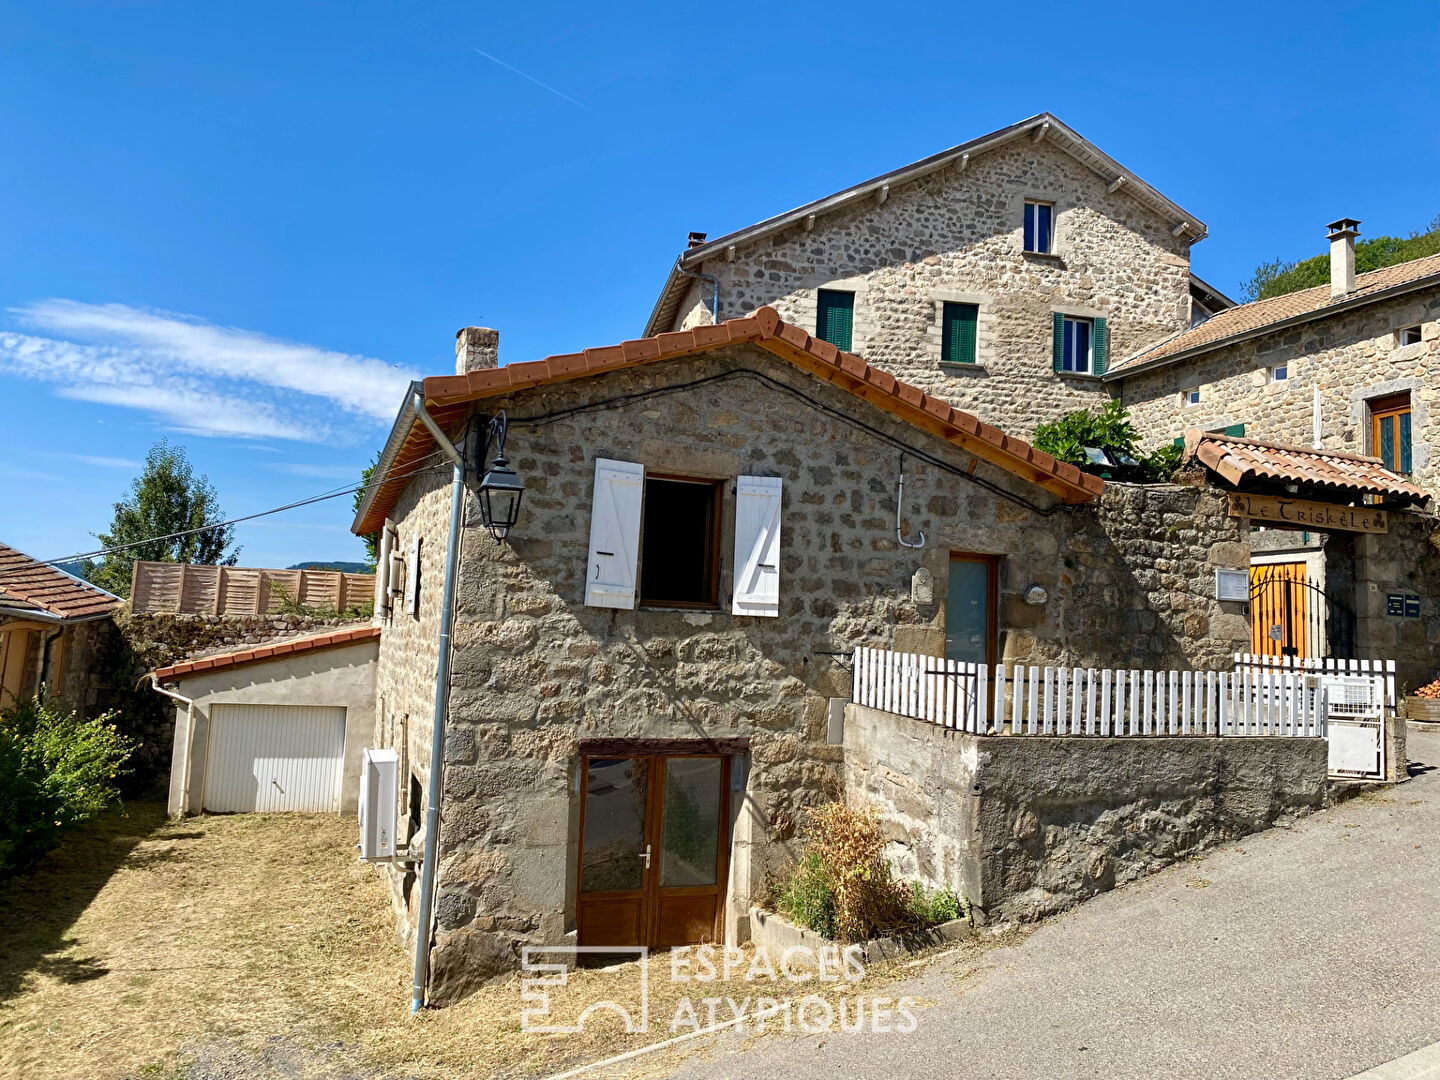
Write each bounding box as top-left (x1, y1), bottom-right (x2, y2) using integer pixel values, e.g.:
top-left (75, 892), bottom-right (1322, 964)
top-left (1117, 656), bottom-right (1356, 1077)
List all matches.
top-left (1234, 653), bottom-right (1397, 711)
top-left (851, 647), bottom-right (1328, 738)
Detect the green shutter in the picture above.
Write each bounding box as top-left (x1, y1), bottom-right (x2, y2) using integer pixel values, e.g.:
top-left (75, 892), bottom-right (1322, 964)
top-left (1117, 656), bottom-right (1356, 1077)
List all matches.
top-left (1173, 437), bottom-right (1185, 449)
top-left (816, 290), bottom-right (854, 352)
top-left (1052, 312), bottom-right (1065, 372)
top-left (1400, 410), bottom-right (1413, 474)
top-left (1222, 423), bottom-right (1245, 437)
top-left (942, 302), bottom-right (978, 364)
top-left (1092, 316), bottom-right (1108, 375)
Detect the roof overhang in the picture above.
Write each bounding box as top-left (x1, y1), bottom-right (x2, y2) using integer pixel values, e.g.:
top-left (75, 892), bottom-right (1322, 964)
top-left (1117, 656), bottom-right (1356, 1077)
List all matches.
top-left (354, 307), bottom-right (1104, 535)
top-left (645, 113), bottom-right (1208, 337)
top-left (1108, 268), bottom-right (1440, 381)
top-left (1185, 429), bottom-right (1430, 506)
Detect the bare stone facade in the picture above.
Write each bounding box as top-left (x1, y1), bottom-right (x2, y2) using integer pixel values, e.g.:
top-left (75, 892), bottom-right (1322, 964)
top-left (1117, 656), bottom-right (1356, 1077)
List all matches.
top-left (368, 343), bottom-right (1252, 1002)
top-left (664, 138), bottom-right (1194, 436)
top-left (1117, 286), bottom-right (1440, 490)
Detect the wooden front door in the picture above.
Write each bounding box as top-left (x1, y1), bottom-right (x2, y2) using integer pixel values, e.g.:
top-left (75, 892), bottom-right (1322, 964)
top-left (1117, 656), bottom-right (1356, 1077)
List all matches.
top-left (576, 754), bottom-right (731, 949)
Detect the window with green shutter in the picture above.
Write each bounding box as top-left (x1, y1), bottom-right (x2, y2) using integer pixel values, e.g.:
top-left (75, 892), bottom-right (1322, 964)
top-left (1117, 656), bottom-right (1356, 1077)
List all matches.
top-left (941, 302), bottom-right (979, 364)
top-left (1052, 312), bottom-right (1065, 372)
top-left (816, 290), bottom-right (854, 352)
top-left (1092, 316), bottom-right (1108, 375)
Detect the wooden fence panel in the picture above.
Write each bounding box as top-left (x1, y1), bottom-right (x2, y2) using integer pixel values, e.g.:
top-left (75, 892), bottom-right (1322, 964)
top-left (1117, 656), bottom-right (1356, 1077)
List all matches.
top-left (130, 561), bottom-right (375, 615)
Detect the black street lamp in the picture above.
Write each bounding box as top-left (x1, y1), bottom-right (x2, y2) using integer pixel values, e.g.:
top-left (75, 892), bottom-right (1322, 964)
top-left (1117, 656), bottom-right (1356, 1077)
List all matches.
top-left (476, 412), bottom-right (524, 542)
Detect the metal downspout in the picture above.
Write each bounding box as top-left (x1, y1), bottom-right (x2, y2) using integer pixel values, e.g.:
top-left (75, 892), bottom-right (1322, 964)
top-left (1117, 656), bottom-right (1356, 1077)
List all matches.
top-left (149, 674), bottom-right (198, 816)
top-left (408, 390), bottom-right (467, 1014)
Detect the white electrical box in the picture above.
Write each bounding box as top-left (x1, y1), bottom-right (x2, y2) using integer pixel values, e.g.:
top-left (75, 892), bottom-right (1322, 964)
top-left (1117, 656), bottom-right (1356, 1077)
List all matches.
top-left (358, 747), bottom-right (399, 860)
top-left (1215, 568), bottom-right (1250, 603)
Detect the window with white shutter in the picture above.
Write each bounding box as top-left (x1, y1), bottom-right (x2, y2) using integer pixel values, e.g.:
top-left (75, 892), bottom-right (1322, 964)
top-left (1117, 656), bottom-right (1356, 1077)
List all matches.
top-left (584, 458), bottom-right (645, 609)
top-left (731, 476), bottom-right (782, 617)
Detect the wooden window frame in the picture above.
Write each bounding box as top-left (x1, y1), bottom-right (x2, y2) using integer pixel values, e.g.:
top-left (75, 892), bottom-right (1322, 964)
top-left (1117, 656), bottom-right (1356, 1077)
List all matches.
top-left (945, 552), bottom-right (1001, 670)
top-left (637, 473), bottom-right (724, 610)
top-left (1061, 315), bottom-right (1093, 374)
top-left (1369, 392), bottom-right (1412, 475)
top-left (1023, 200), bottom-right (1055, 254)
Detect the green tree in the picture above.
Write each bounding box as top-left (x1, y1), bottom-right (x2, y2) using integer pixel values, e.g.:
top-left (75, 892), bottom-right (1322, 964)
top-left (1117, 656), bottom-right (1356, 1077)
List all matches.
top-left (354, 451), bottom-right (380, 569)
top-left (82, 440), bottom-right (239, 597)
top-left (1241, 215), bottom-right (1440, 301)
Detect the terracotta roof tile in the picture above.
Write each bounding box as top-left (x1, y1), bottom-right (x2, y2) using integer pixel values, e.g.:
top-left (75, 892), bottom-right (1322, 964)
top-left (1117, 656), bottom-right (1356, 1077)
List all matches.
top-left (1113, 254), bottom-right (1440, 374)
top-left (152, 624), bottom-right (381, 681)
top-left (353, 308), bottom-right (1104, 535)
top-left (0, 543), bottom-right (122, 621)
top-left (1185, 430), bottom-right (1429, 505)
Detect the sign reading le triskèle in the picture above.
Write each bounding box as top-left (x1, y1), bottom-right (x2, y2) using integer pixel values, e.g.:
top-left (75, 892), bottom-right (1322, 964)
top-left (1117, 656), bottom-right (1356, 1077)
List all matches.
top-left (1227, 492), bottom-right (1389, 534)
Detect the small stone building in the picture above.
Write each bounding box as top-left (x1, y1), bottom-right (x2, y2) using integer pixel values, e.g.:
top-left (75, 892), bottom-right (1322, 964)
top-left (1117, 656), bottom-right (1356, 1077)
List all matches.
top-left (353, 309), bottom-right (1260, 1004)
top-left (0, 542), bottom-right (121, 714)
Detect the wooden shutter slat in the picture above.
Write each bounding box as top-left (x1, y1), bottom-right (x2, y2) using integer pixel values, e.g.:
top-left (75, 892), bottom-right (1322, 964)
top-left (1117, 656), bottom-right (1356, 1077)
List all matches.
top-left (1093, 316), bottom-right (1108, 375)
top-left (1052, 312), bottom-right (1065, 372)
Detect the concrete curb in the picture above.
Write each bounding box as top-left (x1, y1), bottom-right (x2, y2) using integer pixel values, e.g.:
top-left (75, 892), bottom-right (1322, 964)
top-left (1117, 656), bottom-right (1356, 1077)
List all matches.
top-left (749, 906), bottom-right (976, 962)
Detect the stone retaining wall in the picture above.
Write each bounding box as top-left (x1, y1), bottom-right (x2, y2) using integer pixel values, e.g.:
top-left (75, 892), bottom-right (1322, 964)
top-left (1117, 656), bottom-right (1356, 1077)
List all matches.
top-left (844, 702), bottom-right (1327, 924)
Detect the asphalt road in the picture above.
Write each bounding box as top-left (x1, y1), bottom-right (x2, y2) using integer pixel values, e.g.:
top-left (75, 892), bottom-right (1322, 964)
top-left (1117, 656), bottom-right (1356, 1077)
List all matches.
top-left (674, 729), bottom-right (1440, 1080)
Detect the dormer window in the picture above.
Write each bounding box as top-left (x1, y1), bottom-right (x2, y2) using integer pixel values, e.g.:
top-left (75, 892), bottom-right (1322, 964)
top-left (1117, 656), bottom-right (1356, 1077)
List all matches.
top-left (1023, 201), bottom-right (1054, 254)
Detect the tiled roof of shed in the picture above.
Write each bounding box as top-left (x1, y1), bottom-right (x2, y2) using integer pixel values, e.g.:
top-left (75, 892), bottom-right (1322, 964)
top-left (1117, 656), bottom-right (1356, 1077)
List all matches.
top-left (0, 543), bottom-right (122, 621)
top-left (152, 624), bottom-right (381, 681)
top-left (1110, 254), bottom-right (1440, 375)
top-left (353, 307), bottom-right (1104, 534)
top-left (1184, 429), bottom-right (1430, 505)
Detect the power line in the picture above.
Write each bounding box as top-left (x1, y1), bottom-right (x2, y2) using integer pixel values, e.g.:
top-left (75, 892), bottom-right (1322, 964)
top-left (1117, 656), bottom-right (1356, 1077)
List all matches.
top-left (43, 453), bottom-right (450, 566)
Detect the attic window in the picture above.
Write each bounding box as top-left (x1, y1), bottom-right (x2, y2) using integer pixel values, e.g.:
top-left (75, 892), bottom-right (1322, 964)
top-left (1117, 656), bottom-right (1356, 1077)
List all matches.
top-left (1270, 364), bottom-right (1289, 382)
top-left (1023, 201), bottom-right (1054, 254)
top-left (1184, 387), bottom-right (1201, 407)
top-left (639, 477), bottom-right (721, 608)
top-left (1399, 325), bottom-right (1423, 346)
top-left (816, 290), bottom-right (855, 351)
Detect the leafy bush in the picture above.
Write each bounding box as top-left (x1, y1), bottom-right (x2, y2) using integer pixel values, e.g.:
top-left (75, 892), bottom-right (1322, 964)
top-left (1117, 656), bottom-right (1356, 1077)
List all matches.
top-left (1032, 400), bottom-right (1181, 482)
top-left (0, 698), bottom-right (136, 875)
top-left (775, 801), bottom-right (967, 942)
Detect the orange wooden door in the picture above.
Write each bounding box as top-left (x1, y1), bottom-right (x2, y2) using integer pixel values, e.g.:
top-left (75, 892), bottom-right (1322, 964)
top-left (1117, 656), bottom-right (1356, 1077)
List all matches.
top-left (1249, 563), bottom-right (1309, 658)
top-left (576, 755), bottom-right (730, 949)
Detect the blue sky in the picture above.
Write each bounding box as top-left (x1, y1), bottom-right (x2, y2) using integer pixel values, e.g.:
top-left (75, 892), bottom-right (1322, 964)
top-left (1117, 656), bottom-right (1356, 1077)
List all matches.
top-left (2, 1), bottom-right (1436, 568)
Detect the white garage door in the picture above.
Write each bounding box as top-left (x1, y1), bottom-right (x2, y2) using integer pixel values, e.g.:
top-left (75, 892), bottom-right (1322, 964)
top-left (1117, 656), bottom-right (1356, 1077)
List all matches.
top-left (203, 703), bottom-right (347, 813)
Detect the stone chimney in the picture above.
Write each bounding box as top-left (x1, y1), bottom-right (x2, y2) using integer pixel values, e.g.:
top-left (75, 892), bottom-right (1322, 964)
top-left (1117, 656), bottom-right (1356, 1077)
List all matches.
top-left (455, 327), bottom-right (499, 375)
top-left (687, 231), bottom-right (708, 249)
top-left (1327, 218), bottom-right (1360, 297)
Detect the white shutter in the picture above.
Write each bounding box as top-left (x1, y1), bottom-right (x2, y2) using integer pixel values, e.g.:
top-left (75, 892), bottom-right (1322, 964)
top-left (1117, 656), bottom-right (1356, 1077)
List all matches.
top-left (732, 476), bottom-right (782, 617)
top-left (584, 458), bottom-right (644, 609)
top-left (406, 535), bottom-right (421, 616)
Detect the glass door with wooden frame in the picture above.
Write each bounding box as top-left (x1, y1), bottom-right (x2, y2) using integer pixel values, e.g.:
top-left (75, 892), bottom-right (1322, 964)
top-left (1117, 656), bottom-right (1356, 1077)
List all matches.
top-left (945, 553), bottom-right (1000, 667)
top-left (576, 754), bottom-right (731, 949)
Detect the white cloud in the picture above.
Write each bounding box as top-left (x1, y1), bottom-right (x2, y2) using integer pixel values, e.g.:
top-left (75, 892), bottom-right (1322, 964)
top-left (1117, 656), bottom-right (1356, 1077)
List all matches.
top-left (269, 462), bottom-right (365, 480)
top-left (65, 454), bottom-right (144, 469)
top-left (0, 301), bottom-right (419, 443)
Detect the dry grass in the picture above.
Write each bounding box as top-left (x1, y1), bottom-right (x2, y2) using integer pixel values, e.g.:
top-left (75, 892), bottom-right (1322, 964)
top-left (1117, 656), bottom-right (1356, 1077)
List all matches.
top-left (0, 806), bottom-right (995, 1080)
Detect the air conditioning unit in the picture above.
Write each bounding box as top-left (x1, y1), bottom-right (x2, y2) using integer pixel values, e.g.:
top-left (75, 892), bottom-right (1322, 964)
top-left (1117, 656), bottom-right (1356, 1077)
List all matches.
top-left (358, 747), bottom-right (399, 861)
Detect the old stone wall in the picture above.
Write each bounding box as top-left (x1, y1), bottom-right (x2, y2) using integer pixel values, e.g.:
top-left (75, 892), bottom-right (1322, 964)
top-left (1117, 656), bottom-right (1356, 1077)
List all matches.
top-left (1352, 512), bottom-right (1440, 689)
top-left (369, 342), bottom-right (1259, 1000)
top-left (669, 138), bottom-right (1193, 436)
top-left (1118, 288), bottom-right (1440, 488)
top-left (844, 702), bottom-right (1327, 924)
top-left (369, 466), bottom-right (456, 950)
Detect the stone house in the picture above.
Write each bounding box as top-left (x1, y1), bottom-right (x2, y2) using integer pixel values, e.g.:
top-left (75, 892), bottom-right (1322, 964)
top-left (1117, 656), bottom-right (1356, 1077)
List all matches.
top-left (643, 113), bottom-right (1226, 437)
top-left (1110, 222), bottom-right (1440, 490)
top-left (352, 308), bottom-right (1262, 1004)
top-left (0, 541), bottom-right (122, 714)
top-left (1106, 223), bottom-right (1440, 665)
